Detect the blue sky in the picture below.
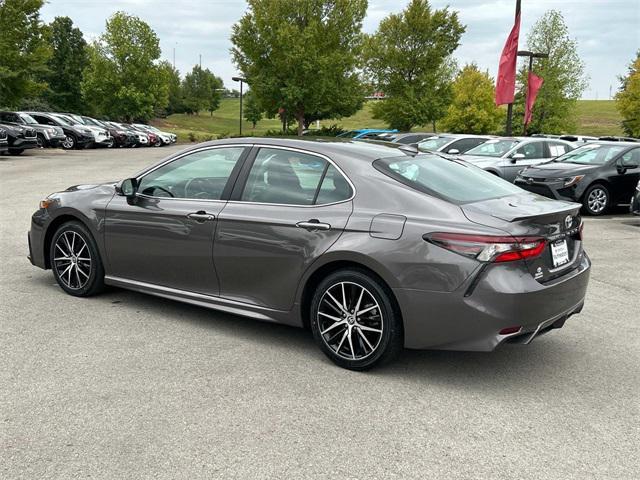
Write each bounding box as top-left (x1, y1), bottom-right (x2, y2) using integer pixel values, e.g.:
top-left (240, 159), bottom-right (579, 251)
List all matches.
top-left (41, 0), bottom-right (640, 99)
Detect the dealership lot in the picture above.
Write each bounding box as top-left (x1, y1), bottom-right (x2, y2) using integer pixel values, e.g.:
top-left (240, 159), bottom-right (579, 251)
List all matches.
top-left (1, 147), bottom-right (638, 479)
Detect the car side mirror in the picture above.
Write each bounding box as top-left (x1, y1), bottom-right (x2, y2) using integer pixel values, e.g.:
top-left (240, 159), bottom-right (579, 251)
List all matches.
top-left (618, 159), bottom-right (639, 171)
top-left (447, 148), bottom-right (460, 154)
top-left (510, 153), bottom-right (525, 163)
top-left (118, 178), bottom-right (138, 198)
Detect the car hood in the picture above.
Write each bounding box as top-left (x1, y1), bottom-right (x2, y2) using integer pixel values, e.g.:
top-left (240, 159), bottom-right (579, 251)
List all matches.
top-left (63, 181), bottom-right (117, 192)
top-left (457, 154), bottom-right (502, 165)
top-left (519, 161), bottom-right (600, 178)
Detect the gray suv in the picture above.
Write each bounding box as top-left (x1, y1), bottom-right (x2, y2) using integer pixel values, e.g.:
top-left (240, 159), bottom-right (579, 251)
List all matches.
top-left (459, 137), bottom-right (575, 182)
top-left (28, 139), bottom-right (591, 370)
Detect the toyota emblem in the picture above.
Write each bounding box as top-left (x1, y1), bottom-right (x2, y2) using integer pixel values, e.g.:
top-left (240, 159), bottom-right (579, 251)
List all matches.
top-left (526, 177), bottom-right (534, 185)
top-left (564, 215), bottom-right (573, 230)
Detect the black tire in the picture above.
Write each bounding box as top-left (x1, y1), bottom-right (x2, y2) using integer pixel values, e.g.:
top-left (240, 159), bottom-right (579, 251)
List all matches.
top-left (49, 221), bottom-right (105, 297)
top-left (310, 269), bottom-right (403, 371)
top-left (582, 183), bottom-right (610, 216)
top-left (36, 133), bottom-right (46, 148)
top-left (61, 134), bottom-right (76, 150)
top-left (153, 138), bottom-right (162, 147)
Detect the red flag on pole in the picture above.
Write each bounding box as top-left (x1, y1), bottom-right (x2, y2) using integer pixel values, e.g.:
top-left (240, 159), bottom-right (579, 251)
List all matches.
top-left (524, 72), bottom-right (544, 126)
top-left (495, 13), bottom-right (521, 105)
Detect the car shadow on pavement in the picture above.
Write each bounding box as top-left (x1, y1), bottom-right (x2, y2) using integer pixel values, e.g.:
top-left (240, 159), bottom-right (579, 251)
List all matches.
top-left (35, 275), bottom-right (579, 387)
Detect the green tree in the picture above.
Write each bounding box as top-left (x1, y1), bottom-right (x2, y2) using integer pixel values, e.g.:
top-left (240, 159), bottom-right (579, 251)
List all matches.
top-left (364, 0), bottom-right (465, 131)
top-left (158, 61), bottom-right (183, 115)
top-left (441, 64), bottom-right (503, 134)
top-left (513, 10), bottom-right (588, 134)
top-left (0, 0), bottom-right (50, 107)
top-left (181, 65), bottom-right (223, 115)
top-left (81, 12), bottom-right (169, 121)
top-left (615, 51), bottom-right (640, 137)
top-left (42, 16), bottom-right (88, 112)
top-left (231, 0), bottom-right (367, 136)
top-left (243, 91), bottom-right (263, 129)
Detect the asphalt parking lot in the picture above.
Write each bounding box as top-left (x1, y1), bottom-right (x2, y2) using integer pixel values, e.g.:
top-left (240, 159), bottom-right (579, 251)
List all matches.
top-left (1, 146), bottom-right (639, 479)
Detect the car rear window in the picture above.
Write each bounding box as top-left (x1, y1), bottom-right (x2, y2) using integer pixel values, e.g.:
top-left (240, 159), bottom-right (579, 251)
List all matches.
top-left (374, 154), bottom-right (524, 204)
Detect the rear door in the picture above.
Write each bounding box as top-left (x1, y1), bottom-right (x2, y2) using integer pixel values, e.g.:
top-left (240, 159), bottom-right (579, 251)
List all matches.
top-left (214, 146), bottom-right (353, 310)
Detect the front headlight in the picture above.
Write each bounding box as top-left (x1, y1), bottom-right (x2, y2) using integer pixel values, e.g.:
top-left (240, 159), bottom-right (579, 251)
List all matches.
top-left (563, 175), bottom-right (585, 187)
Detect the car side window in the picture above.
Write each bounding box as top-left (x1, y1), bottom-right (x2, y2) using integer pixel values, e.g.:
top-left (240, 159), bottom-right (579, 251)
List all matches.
top-left (516, 142), bottom-right (544, 159)
top-left (137, 147), bottom-right (245, 200)
top-left (547, 142), bottom-right (571, 157)
top-left (448, 138), bottom-right (485, 153)
top-left (241, 148), bottom-right (347, 205)
top-left (620, 149), bottom-right (640, 166)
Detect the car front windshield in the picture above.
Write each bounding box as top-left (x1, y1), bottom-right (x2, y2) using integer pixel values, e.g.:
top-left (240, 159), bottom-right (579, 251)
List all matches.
top-left (554, 144), bottom-right (626, 165)
top-left (465, 139), bottom-right (520, 157)
top-left (51, 115), bottom-right (71, 126)
top-left (417, 137), bottom-right (454, 151)
top-left (374, 154), bottom-right (523, 204)
top-left (19, 113), bottom-right (38, 124)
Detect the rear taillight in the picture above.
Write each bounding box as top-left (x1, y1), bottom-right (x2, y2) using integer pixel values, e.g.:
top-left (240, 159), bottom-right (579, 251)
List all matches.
top-left (424, 232), bottom-right (546, 263)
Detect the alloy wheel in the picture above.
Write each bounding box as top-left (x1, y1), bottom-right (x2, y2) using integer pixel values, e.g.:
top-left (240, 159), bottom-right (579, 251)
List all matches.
top-left (62, 136), bottom-right (74, 149)
top-left (53, 231), bottom-right (92, 290)
top-left (587, 187), bottom-right (607, 213)
top-left (317, 281), bottom-right (383, 360)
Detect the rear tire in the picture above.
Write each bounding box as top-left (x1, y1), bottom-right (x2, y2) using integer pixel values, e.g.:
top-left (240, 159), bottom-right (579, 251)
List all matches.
top-left (582, 183), bottom-right (610, 216)
top-left (310, 269), bottom-right (403, 370)
top-left (49, 221), bottom-right (105, 297)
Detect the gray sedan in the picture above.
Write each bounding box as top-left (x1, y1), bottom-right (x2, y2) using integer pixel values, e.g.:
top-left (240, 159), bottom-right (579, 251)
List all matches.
top-left (28, 138), bottom-right (590, 370)
top-left (459, 137), bottom-right (575, 182)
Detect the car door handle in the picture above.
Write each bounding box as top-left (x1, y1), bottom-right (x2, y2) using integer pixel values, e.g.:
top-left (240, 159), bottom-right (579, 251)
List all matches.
top-left (296, 220), bottom-right (331, 231)
top-left (187, 211), bottom-right (215, 222)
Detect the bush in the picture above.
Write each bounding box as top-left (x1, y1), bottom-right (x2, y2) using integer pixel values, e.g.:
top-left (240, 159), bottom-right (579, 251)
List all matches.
top-left (17, 97), bottom-right (55, 112)
top-left (188, 132), bottom-right (197, 142)
top-left (263, 127), bottom-right (299, 136)
top-left (304, 124), bottom-right (345, 137)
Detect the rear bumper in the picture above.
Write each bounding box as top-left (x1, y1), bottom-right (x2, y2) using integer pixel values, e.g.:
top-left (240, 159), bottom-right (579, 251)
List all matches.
top-left (397, 251), bottom-right (591, 351)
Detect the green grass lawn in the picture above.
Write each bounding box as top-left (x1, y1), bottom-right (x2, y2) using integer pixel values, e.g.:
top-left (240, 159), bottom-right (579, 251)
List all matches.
top-left (153, 98), bottom-right (625, 142)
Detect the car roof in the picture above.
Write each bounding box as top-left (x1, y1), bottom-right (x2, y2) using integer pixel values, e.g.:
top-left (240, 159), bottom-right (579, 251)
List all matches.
top-left (182, 137), bottom-right (419, 162)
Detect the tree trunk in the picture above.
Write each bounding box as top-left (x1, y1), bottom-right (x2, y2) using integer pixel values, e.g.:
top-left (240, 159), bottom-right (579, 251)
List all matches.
top-left (295, 109), bottom-right (305, 137)
top-left (432, 120), bottom-right (437, 133)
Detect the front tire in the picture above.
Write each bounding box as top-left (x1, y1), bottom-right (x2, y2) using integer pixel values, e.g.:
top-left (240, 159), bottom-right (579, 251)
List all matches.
top-left (61, 134), bottom-right (76, 150)
top-left (582, 183), bottom-right (610, 216)
top-left (310, 269), bottom-right (403, 370)
top-left (50, 221), bottom-right (105, 297)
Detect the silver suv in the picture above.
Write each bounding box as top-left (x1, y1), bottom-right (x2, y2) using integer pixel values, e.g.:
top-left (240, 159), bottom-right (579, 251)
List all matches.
top-left (459, 137), bottom-right (575, 182)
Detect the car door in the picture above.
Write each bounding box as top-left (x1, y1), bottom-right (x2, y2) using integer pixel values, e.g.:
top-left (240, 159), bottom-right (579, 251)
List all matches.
top-left (501, 141), bottom-right (547, 181)
top-left (104, 145), bottom-right (249, 295)
top-left (609, 148), bottom-right (640, 204)
top-left (214, 146), bottom-right (354, 310)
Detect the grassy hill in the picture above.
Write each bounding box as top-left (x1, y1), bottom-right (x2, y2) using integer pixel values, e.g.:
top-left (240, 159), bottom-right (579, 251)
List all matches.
top-left (153, 98), bottom-right (624, 142)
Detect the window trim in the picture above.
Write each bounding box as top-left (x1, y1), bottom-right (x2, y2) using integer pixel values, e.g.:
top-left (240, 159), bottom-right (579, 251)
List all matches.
top-left (227, 145), bottom-right (356, 208)
top-left (134, 144), bottom-right (252, 203)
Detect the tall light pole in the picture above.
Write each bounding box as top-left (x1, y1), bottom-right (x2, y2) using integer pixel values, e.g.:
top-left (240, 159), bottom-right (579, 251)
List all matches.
top-left (517, 50), bottom-right (549, 134)
top-left (505, 0), bottom-right (521, 136)
top-left (232, 76), bottom-right (246, 136)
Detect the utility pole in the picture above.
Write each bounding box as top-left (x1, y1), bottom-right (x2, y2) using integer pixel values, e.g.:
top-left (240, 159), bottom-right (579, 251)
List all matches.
top-left (505, 0), bottom-right (521, 136)
top-left (199, 54), bottom-right (202, 68)
top-left (517, 50), bottom-right (549, 134)
top-left (232, 76), bottom-right (246, 136)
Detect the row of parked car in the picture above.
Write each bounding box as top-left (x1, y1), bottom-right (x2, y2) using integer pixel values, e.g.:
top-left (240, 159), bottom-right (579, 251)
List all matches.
top-left (0, 111), bottom-right (177, 155)
top-left (337, 129), bottom-right (640, 216)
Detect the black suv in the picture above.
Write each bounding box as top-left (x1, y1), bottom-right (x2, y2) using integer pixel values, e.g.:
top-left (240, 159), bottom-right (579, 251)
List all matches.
top-left (26, 112), bottom-right (94, 150)
top-left (516, 142), bottom-right (640, 215)
top-left (0, 121), bottom-right (38, 155)
top-left (0, 111), bottom-right (67, 148)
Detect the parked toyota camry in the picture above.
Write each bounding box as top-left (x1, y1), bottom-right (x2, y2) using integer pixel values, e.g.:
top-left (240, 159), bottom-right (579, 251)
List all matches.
top-left (28, 139), bottom-right (591, 370)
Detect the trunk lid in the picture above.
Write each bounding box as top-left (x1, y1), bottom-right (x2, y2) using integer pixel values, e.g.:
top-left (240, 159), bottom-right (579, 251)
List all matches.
top-left (461, 192), bottom-right (583, 282)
